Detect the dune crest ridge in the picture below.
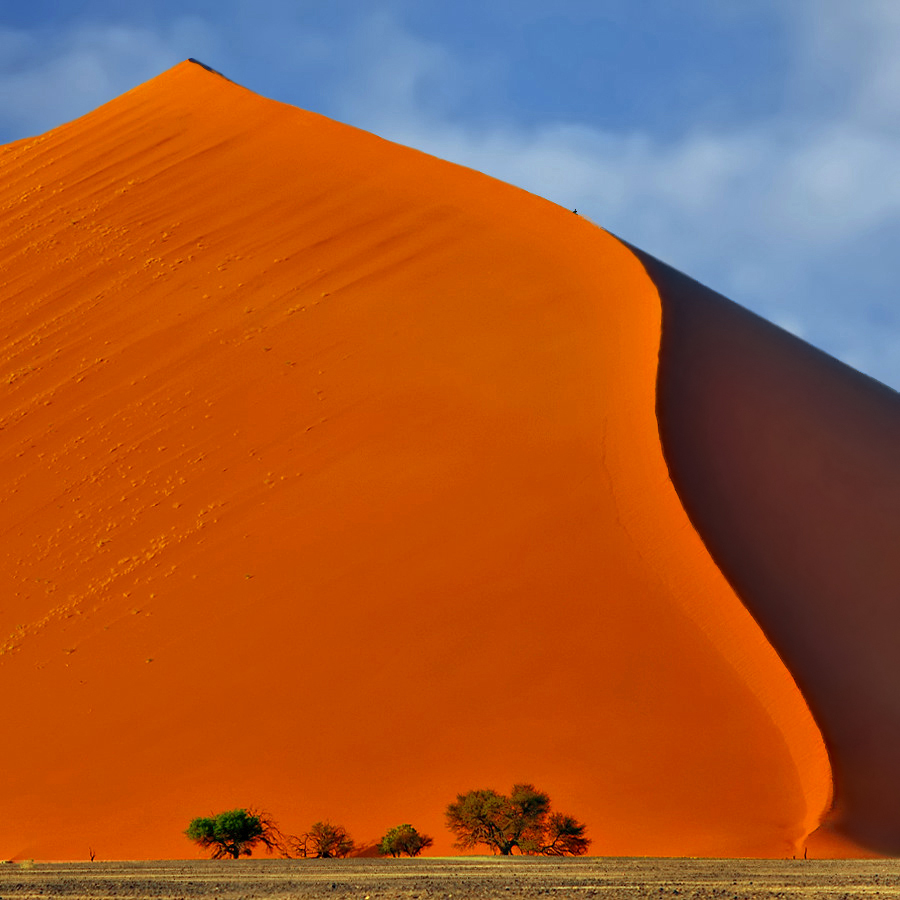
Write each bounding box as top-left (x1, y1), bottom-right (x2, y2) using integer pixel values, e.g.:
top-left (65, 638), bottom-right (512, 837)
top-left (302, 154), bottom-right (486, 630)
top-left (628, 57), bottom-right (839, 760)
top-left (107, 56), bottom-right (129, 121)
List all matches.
top-left (1, 60), bottom-right (830, 859)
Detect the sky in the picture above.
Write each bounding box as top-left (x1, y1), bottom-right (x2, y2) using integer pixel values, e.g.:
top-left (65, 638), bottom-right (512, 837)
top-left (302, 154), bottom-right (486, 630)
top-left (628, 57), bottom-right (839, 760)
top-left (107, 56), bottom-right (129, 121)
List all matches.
top-left (1, 0), bottom-right (898, 390)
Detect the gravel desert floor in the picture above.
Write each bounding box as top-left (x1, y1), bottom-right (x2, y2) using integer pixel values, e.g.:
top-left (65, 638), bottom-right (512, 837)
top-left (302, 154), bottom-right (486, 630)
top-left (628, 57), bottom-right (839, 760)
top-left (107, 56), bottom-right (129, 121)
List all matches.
top-left (1, 857), bottom-right (899, 900)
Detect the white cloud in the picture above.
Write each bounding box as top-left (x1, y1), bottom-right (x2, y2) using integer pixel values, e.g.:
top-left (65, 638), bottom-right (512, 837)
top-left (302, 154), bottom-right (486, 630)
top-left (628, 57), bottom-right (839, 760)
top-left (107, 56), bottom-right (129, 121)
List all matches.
top-left (790, 0), bottom-right (900, 126)
top-left (330, 9), bottom-right (496, 132)
top-left (0, 19), bottom-right (217, 139)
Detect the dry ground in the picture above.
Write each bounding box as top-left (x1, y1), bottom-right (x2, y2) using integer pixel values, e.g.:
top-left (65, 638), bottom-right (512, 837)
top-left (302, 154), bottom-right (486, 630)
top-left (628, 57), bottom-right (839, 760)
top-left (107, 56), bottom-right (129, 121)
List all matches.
top-left (2, 857), bottom-right (900, 900)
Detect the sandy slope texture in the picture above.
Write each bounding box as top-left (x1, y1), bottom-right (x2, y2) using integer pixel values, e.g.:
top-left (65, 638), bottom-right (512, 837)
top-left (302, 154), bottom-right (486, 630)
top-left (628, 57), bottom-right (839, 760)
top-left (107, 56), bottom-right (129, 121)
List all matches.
top-left (0, 60), bottom-right (828, 859)
top-left (642, 250), bottom-right (900, 855)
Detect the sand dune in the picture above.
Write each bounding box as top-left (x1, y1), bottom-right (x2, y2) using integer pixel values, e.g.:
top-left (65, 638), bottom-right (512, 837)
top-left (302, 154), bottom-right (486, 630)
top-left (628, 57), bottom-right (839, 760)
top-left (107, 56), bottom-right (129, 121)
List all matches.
top-left (642, 250), bottom-right (900, 855)
top-left (0, 59), bottom-right (886, 860)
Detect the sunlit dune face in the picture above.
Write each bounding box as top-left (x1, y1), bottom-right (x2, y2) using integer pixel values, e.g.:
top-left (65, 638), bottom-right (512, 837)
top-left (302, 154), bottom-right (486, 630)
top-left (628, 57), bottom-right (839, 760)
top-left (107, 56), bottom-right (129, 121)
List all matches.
top-left (0, 60), bottom-right (831, 860)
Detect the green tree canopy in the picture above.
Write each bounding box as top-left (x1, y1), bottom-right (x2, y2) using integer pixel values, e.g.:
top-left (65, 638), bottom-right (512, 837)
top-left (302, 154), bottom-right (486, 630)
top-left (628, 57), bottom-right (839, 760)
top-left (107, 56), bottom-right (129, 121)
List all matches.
top-left (445, 783), bottom-right (590, 856)
top-left (184, 808), bottom-right (284, 859)
top-left (378, 823), bottom-right (434, 858)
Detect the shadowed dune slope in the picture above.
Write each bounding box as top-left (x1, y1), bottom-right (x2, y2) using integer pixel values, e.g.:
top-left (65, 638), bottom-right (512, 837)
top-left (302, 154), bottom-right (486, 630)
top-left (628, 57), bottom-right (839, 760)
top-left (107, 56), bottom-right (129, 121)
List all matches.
top-left (0, 60), bottom-right (830, 859)
top-left (639, 249), bottom-right (900, 855)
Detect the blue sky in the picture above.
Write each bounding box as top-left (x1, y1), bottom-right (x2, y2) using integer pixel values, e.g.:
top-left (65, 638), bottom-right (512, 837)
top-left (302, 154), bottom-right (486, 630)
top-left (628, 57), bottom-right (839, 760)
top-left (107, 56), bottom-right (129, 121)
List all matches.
top-left (2, 1), bottom-right (898, 390)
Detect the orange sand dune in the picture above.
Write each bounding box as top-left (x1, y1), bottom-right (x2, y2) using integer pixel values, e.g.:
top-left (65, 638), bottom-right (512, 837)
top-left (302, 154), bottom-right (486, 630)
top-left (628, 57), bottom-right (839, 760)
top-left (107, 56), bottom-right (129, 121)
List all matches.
top-left (641, 250), bottom-right (900, 855)
top-left (0, 60), bottom-right (836, 859)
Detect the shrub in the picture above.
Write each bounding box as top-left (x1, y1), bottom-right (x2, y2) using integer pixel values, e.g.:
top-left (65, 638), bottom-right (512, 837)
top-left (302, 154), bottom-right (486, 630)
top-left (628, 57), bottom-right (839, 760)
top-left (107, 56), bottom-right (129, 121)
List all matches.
top-left (378, 823), bottom-right (434, 858)
top-left (291, 821), bottom-right (355, 858)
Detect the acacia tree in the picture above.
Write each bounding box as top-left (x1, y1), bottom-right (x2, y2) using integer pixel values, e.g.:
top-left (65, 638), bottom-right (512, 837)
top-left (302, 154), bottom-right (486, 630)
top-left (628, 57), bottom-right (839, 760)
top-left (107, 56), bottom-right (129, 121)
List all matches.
top-left (541, 813), bottom-right (591, 856)
top-left (184, 808), bottom-right (286, 859)
top-left (378, 823), bottom-right (434, 858)
top-left (445, 783), bottom-right (590, 856)
top-left (291, 821), bottom-right (355, 858)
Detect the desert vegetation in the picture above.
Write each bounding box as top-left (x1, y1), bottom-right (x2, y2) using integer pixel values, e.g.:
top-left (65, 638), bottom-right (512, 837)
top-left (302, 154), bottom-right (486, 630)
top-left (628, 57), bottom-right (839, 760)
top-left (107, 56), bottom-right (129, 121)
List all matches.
top-left (378, 823), bottom-right (434, 857)
top-left (445, 783), bottom-right (590, 856)
top-left (187, 784), bottom-right (586, 860)
top-left (185, 811), bottom-right (355, 860)
top-left (290, 821), bottom-right (356, 859)
top-left (184, 809), bottom-right (286, 859)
